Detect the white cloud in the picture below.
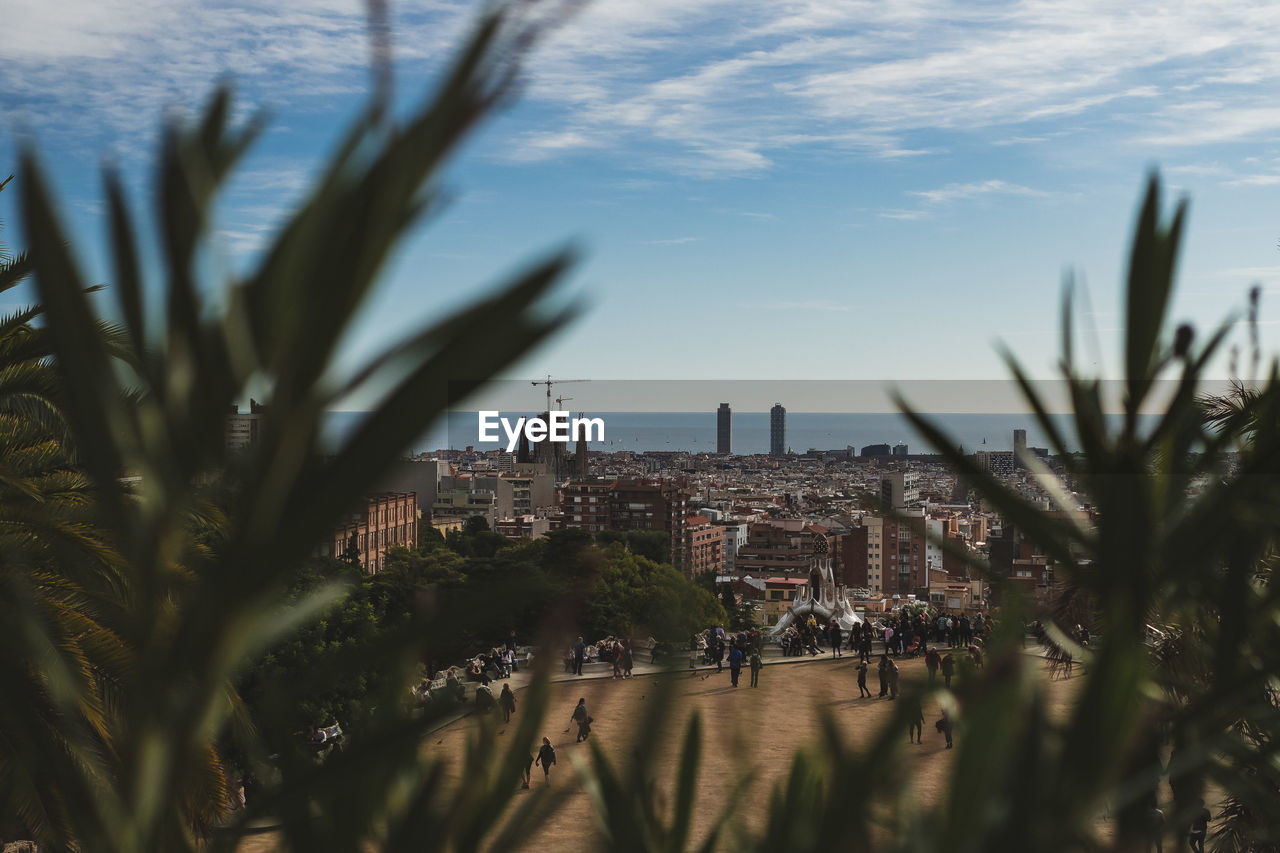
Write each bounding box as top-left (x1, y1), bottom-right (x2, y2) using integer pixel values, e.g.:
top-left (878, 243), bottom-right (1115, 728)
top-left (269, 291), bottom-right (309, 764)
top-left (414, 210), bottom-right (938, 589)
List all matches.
top-left (1222, 174), bottom-right (1280, 187)
top-left (910, 180), bottom-right (1053, 205)
top-left (877, 209), bottom-right (930, 221)
top-left (12, 0), bottom-right (1280, 174)
top-left (767, 299), bottom-right (852, 312)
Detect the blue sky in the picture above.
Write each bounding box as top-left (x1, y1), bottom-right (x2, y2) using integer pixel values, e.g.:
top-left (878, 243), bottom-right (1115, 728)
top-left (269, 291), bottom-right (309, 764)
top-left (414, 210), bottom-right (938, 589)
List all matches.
top-left (5, 0), bottom-right (1280, 411)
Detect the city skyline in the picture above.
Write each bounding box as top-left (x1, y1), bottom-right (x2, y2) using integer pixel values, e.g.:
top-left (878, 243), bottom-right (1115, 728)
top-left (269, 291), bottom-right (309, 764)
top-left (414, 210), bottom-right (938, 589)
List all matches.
top-left (5, 2), bottom-right (1280, 400)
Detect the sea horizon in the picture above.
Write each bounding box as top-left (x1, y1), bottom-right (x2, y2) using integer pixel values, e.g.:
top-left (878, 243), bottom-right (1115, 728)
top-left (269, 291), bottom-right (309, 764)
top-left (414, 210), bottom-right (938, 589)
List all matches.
top-left (323, 410), bottom-right (1162, 456)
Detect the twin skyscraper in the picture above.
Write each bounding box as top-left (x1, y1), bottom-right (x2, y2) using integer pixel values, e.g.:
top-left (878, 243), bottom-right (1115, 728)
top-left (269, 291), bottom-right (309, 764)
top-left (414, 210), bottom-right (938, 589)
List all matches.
top-left (716, 402), bottom-right (786, 456)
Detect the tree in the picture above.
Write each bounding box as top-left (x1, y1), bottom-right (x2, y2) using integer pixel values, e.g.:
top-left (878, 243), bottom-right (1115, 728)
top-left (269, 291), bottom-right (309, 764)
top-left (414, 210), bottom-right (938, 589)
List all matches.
top-left (339, 532), bottom-right (361, 567)
top-left (583, 546), bottom-right (725, 642)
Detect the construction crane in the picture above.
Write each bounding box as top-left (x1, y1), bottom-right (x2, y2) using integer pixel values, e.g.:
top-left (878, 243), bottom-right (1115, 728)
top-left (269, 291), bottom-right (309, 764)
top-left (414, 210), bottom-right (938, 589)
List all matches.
top-left (554, 395), bottom-right (573, 409)
top-left (531, 375), bottom-right (587, 413)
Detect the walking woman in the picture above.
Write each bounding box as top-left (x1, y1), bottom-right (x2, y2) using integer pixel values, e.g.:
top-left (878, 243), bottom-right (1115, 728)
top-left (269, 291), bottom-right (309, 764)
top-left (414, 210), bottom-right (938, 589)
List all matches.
top-left (571, 698), bottom-right (592, 742)
top-left (499, 683), bottom-right (517, 723)
top-left (535, 737), bottom-right (557, 785)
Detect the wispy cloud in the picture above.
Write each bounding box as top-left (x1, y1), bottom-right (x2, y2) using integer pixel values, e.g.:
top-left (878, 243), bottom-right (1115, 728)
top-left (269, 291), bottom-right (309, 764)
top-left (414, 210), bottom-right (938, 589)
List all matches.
top-left (13, 0), bottom-right (1280, 176)
top-left (911, 180), bottom-right (1054, 205)
top-left (1222, 173), bottom-right (1280, 187)
top-left (877, 209), bottom-right (930, 221)
top-left (645, 236), bottom-right (700, 245)
top-left (765, 299), bottom-right (852, 312)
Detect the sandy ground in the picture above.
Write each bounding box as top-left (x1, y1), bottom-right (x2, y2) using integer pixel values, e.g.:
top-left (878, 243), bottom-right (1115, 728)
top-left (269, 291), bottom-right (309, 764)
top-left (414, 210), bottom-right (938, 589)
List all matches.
top-left (235, 652), bottom-right (1094, 851)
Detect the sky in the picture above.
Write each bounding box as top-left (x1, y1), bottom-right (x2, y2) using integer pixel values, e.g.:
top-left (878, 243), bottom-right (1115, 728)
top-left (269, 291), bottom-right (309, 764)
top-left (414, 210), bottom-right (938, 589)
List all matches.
top-left (4, 0), bottom-right (1280, 414)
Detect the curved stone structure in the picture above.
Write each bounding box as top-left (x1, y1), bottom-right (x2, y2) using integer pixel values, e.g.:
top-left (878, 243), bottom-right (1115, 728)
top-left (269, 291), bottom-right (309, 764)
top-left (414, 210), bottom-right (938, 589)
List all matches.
top-left (768, 534), bottom-right (864, 636)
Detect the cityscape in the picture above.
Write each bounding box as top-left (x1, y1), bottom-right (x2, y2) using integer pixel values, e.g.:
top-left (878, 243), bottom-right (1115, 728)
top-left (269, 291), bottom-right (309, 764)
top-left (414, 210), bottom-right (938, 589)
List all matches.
top-left (295, 395), bottom-right (1068, 610)
top-left (4, 1), bottom-right (1277, 851)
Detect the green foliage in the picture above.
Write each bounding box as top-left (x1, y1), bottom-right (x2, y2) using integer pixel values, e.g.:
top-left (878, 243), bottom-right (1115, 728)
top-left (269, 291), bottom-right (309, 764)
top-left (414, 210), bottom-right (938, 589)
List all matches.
top-left (11, 0), bottom-right (1280, 848)
top-left (593, 529), bottom-right (670, 564)
top-left (9, 5), bottom-right (580, 851)
top-left (584, 546), bottom-right (726, 641)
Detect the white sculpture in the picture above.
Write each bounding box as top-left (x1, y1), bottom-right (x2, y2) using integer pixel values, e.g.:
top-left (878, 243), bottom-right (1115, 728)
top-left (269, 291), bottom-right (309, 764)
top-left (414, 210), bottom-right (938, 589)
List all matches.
top-left (769, 534), bottom-right (864, 636)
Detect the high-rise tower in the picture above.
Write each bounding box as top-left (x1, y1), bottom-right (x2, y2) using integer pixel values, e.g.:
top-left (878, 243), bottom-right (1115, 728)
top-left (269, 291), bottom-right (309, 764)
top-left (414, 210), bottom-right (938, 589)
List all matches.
top-left (717, 403), bottom-right (731, 455)
top-left (770, 403), bottom-right (786, 457)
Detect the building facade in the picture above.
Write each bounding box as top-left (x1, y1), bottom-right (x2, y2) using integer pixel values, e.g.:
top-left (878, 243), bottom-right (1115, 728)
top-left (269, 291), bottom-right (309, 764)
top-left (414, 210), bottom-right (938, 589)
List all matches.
top-left (327, 492), bottom-right (418, 574)
top-left (226, 399), bottom-right (266, 450)
top-left (770, 403), bottom-right (786, 457)
top-left (717, 403), bottom-right (732, 455)
top-left (685, 515), bottom-right (724, 575)
top-left (609, 477), bottom-right (694, 568)
top-left (560, 481), bottom-right (612, 533)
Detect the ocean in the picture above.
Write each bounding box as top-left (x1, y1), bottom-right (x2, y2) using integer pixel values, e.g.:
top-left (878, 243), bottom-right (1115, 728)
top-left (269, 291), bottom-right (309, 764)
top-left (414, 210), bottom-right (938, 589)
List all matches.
top-left (323, 411), bottom-right (1159, 456)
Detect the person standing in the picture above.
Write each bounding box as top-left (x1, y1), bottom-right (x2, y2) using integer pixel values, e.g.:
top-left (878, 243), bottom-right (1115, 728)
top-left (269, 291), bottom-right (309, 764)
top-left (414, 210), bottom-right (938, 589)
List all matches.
top-left (925, 646), bottom-right (940, 684)
top-left (908, 698), bottom-right (924, 743)
top-left (878, 654), bottom-right (889, 698)
top-left (888, 658), bottom-right (900, 700)
top-left (857, 661), bottom-right (871, 698)
top-left (749, 648), bottom-right (763, 687)
top-left (860, 631), bottom-right (872, 664)
top-left (573, 636), bottom-right (587, 676)
top-left (499, 683), bottom-right (517, 723)
top-left (728, 643), bottom-right (744, 687)
top-left (535, 737), bottom-right (556, 785)
top-left (829, 620), bottom-right (843, 658)
top-left (571, 698), bottom-right (591, 742)
top-left (1188, 798), bottom-right (1210, 853)
top-left (941, 652), bottom-right (955, 689)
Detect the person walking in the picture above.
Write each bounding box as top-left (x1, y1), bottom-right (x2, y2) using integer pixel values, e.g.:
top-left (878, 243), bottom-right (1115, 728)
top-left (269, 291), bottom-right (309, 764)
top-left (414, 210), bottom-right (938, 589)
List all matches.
top-left (888, 658), bottom-right (900, 700)
top-left (728, 643), bottom-right (744, 687)
top-left (749, 648), bottom-right (763, 687)
top-left (857, 661), bottom-right (871, 698)
top-left (938, 708), bottom-right (954, 749)
top-left (829, 620), bottom-right (843, 658)
top-left (499, 683), bottom-right (517, 724)
top-left (1146, 803), bottom-right (1164, 853)
top-left (571, 698), bottom-right (591, 742)
top-left (1188, 798), bottom-right (1210, 853)
top-left (877, 654), bottom-right (889, 698)
top-left (941, 651), bottom-right (955, 689)
top-left (573, 636), bottom-right (586, 676)
top-left (860, 631), bottom-right (872, 664)
top-left (535, 737), bottom-right (556, 785)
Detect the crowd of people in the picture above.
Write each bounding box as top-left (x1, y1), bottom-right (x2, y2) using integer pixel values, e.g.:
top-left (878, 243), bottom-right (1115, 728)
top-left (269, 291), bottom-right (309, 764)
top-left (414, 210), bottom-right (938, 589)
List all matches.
top-left (424, 609), bottom-right (998, 791)
top-left (563, 635), bottom-right (644, 678)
